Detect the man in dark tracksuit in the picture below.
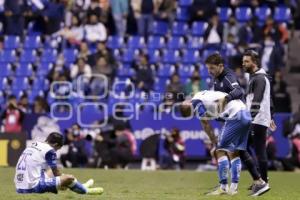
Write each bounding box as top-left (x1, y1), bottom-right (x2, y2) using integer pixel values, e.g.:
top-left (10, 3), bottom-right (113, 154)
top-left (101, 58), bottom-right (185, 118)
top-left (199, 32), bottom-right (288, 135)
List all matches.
top-left (205, 53), bottom-right (269, 196)
top-left (243, 50), bottom-right (275, 196)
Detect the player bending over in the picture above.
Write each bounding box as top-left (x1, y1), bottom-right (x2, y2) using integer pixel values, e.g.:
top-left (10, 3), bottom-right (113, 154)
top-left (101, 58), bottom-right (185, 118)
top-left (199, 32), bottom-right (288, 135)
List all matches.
top-left (181, 90), bottom-right (251, 195)
top-left (14, 132), bottom-right (103, 195)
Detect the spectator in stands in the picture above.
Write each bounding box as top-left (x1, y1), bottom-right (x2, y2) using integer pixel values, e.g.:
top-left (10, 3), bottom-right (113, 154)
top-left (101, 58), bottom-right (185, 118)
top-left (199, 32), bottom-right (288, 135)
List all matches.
top-left (238, 17), bottom-right (262, 45)
top-left (84, 14), bottom-right (107, 43)
top-left (132, 53), bottom-right (154, 93)
top-left (92, 57), bottom-right (115, 81)
top-left (78, 42), bottom-right (91, 60)
top-left (4, 0), bottom-right (25, 35)
top-left (110, 0), bottom-right (129, 36)
top-left (1, 95), bottom-right (24, 133)
top-left (89, 57), bottom-right (115, 96)
top-left (261, 34), bottom-right (284, 73)
top-left (263, 16), bottom-right (288, 44)
top-left (165, 73), bottom-right (185, 103)
top-left (204, 13), bottom-right (223, 45)
top-left (224, 34), bottom-right (239, 67)
top-left (18, 94), bottom-right (31, 113)
top-left (155, 0), bottom-right (176, 30)
top-left (272, 70), bottom-right (291, 113)
top-left (88, 42), bottom-right (115, 67)
top-left (70, 57), bottom-right (92, 79)
top-left (223, 15), bottom-right (240, 43)
top-left (189, 0), bottom-right (216, 23)
top-left (33, 96), bottom-right (49, 114)
top-left (57, 14), bottom-right (84, 45)
top-left (135, 0), bottom-right (156, 38)
top-left (87, 0), bottom-right (102, 19)
top-left (42, 0), bottom-right (66, 35)
top-left (160, 128), bottom-right (185, 170)
top-left (184, 70), bottom-right (207, 96)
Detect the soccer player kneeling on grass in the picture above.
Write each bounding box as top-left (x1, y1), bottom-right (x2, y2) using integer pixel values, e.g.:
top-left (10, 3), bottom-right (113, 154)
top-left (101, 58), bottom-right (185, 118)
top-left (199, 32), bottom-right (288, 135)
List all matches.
top-left (181, 90), bottom-right (251, 195)
top-left (14, 132), bottom-right (103, 195)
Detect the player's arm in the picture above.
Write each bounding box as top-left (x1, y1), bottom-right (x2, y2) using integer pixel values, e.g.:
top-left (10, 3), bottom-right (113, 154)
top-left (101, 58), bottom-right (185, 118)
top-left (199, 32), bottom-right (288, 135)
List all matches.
top-left (224, 75), bottom-right (244, 102)
top-left (200, 118), bottom-right (217, 145)
top-left (45, 150), bottom-right (62, 176)
top-left (250, 76), bottom-right (266, 118)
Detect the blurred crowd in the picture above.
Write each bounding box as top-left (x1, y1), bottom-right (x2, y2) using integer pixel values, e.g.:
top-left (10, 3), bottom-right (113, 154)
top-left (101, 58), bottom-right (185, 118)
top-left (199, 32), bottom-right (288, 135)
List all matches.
top-left (0, 0), bottom-right (300, 169)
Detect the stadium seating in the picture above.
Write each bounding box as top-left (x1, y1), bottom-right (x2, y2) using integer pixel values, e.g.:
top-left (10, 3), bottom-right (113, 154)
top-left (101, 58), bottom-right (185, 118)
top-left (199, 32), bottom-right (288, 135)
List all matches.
top-left (235, 7), bottom-right (252, 22)
top-left (255, 7), bottom-right (272, 22)
top-left (274, 6), bottom-right (292, 22)
top-left (4, 36), bottom-right (20, 49)
top-left (217, 7), bottom-right (232, 22)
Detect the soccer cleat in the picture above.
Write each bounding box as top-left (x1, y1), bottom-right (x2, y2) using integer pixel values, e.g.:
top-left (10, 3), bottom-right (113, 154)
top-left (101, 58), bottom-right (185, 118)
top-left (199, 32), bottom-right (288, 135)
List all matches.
top-left (228, 188), bottom-right (238, 195)
top-left (86, 187), bottom-right (104, 195)
top-left (83, 179), bottom-right (94, 188)
top-left (205, 186), bottom-right (228, 196)
top-left (249, 183), bottom-right (270, 196)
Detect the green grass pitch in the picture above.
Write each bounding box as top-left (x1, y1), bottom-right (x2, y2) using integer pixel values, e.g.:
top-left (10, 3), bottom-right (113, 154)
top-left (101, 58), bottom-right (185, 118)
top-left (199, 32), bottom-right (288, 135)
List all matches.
top-left (1, 167), bottom-right (299, 200)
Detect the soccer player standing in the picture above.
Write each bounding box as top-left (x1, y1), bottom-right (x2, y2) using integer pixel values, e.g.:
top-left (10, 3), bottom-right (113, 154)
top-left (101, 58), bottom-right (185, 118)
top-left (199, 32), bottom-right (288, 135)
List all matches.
top-left (205, 53), bottom-right (269, 196)
top-left (242, 50), bottom-right (276, 195)
top-left (14, 132), bottom-right (103, 195)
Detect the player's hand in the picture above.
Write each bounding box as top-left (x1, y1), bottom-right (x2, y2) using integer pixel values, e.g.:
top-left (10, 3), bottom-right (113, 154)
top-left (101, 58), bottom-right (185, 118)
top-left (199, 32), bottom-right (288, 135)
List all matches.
top-left (269, 119), bottom-right (277, 132)
top-left (210, 145), bottom-right (217, 158)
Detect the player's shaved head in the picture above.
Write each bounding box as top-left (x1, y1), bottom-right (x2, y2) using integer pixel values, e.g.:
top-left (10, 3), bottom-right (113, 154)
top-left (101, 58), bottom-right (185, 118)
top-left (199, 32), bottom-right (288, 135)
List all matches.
top-left (46, 132), bottom-right (64, 149)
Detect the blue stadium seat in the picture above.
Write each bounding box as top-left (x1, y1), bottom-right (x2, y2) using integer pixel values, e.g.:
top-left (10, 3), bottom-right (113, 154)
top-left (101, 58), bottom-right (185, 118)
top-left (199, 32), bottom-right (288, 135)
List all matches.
top-left (148, 49), bottom-right (162, 63)
top-left (28, 89), bottom-right (45, 103)
top-left (4, 36), bottom-right (20, 49)
top-left (37, 62), bottom-right (54, 76)
top-left (0, 77), bottom-right (9, 90)
top-left (176, 7), bottom-right (190, 21)
top-left (11, 89), bottom-right (26, 99)
top-left (107, 35), bottom-right (124, 49)
top-left (148, 36), bottom-right (166, 49)
top-left (187, 37), bottom-right (204, 49)
top-left (32, 78), bottom-right (50, 91)
top-left (41, 49), bottom-right (58, 63)
top-left (178, 65), bottom-right (195, 77)
top-left (162, 50), bottom-right (181, 64)
top-left (0, 63), bottom-right (13, 77)
top-left (153, 78), bottom-right (169, 93)
top-left (16, 63), bottom-right (34, 77)
top-left (20, 50), bottom-right (37, 63)
top-left (112, 49), bottom-right (122, 61)
top-left (117, 66), bottom-right (136, 77)
top-left (182, 49), bottom-right (200, 64)
top-left (24, 35), bottom-right (42, 49)
top-left (0, 50), bottom-right (17, 63)
top-left (122, 49), bottom-right (139, 63)
top-left (157, 64), bottom-right (175, 77)
top-left (127, 36), bottom-right (146, 49)
top-left (178, 0), bottom-right (193, 7)
top-left (235, 7), bottom-right (252, 22)
top-left (202, 49), bottom-right (219, 61)
top-left (167, 36), bottom-right (186, 49)
top-left (152, 21), bottom-right (169, 35)
top-left (217, 7), bottom-right (232, 22)
top-left (12, 77), bottom-right (30, 90)
top-left (63, 48), bottom-right (78, 63)
top-left (191, 21), bottom-right (208, 36)
top-left (0, 91), bottom-right (5, 105)
top-left (274, 6), bottom-right (291, 22)
top-left (255, 7), bottom-right (271, 22)
top-left (172, 22), bottom-right (189, 36)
